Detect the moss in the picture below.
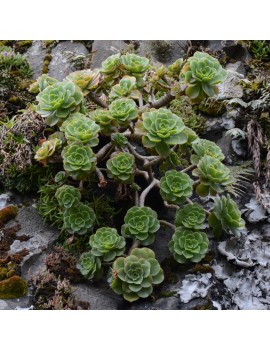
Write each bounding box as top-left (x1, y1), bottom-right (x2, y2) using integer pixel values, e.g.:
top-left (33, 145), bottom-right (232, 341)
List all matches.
top-left (42, 53), bottom-right (52, 74)
top-left (192, 264), bottom-right (214, 274)
top-left (157, 291), bottom-right (177, 298)
top-left (0, 40), bottom-right (14, 47)
top-left (0, 275), bottom-right (28, 299)
top-left (202, 251), bottom-right (216, 264)
top-left (8, 95), bottom-right (20, 104)
top-left (14, 41), bottom-right (33, 53)
top-left (44, 40), bottom-right (57, 48)
top-left (0, 205), bottom-right (18, 226)
top-left (193, 301), bottom-right (213, 310)
top-left (196, 98), bottom-right (226, 117)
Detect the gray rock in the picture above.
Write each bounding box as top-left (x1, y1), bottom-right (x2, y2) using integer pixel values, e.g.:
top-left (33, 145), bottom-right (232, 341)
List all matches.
top-left (72, 283), bottom-right (122, 310)
top-left (137, 40), bottom-right (187, 65)
top-left (0, 300), bottom-right (10, 310)
top-left (8, 206), bottom-right (59, 281)
top-left (226, 61), bottom-right (246, 76)
top-left (179, 297), bottom-right (211, 310)
top-left (217, 70), bottom-right (244, 100)
top-left (26, 41), bottom-right (47, 79)
top-left (0, 295), bottom-right (32, 310)
top-left (207, 40), bottom-right (252, 61)
top-left (91, 40), bottom-right (127, 69)
top-left (49, 41), bottom-right (89, 81)
top-left (130, 296), bottom-right (179, 310)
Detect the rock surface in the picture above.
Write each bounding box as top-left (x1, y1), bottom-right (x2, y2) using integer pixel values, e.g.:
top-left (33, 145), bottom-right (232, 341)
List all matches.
top-left (26, 41), bottom-right (47, 79)
top-left (91, 40), bottom-right (127, 69)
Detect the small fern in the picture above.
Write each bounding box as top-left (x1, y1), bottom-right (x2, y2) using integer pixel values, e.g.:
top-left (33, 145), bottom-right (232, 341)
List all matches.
top-left (226, 161), bottom-right (254, 197)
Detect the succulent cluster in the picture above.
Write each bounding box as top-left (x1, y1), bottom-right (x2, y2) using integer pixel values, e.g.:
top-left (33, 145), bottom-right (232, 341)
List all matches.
top-left (30, 50), bottom-right (245, 303)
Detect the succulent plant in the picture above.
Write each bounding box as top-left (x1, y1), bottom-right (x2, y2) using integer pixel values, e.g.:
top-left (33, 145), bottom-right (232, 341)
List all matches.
top-left (55, 185), bottom-right (81, 209)
top-left (106, 152), bottom-right (135, 184)
top-left (175, 203), bottom-right (206, 229)
top-left (140, 108), bottom-right (187, 156)
top-left (47, 131), bottom-right (66, 149)
top-left (109, 76), bottom-right (137, 99)
top-left (100, 53), bottom-right (121, 81)
top-left (54, 171), bottom-right (67, 185)
top-left (63, 203), bottom-right (96, 235)
top-left (167, 58), bottom-right (183, 77)
top-left (121, 206), bottom-right (160, 245)
top-left (111, 133), bottom-right (128, 148)
top-left (191, 138), bottom-right (225, 165)
top-left (194, 155), bottom-right (233, 196)
top-left (34, 139), bottom-right (57, 163)
top-left (111, 247), bottom-right (164, 302)
top-left (61, 143), bottom-right (96, 180)
top-left (169, 227), bottom-right (209, 263)
top-left (90, 109), bottom-right (116, 135)
top-left (29, 74), bottom-right (58, 93)
top-left (180, 51), bottom-right (227, 101)
top-left (208, 195), bottom-right (245, 237)
top-left (109, 98), bottom-right (138, 127)
top-left (65, 69), bottom-right (101, 95)
top-left (36, 81), bottom-right (85, 126)
top-left (76, 252), bottom-right (103, 280)
top-left (89, 227), bottom-right (126, 262)
top-left (160, 170), bottom-right (194, 204)
top-left (60, 113), bottom-right (100, 146)
top-left (121, 54), bottom-right (150, 75)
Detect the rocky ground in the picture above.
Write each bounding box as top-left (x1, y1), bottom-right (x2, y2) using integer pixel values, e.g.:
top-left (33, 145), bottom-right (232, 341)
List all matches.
top-left (1, 40), bottom-right (270, 310)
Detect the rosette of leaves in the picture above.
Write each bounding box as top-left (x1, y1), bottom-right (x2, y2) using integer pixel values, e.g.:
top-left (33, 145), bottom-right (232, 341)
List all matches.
top-left (100, 53), bottom-right (121, 81)
top-left (29, 74), bottom-right (58, 93)
top-left (48, 131), bottom-right (65, 149)
top-left (111, 247), bottom-right (164, 302)
top-left (89, 227), bottom-right (126, 262)
top-left (90, 110), bottom-right (116, 135)
top-left (36, 81), bottom-right (85, 126)
top-left (106, 152), bottom-right (135, 184)
top-left (140, 108), bottom-right (187, 156)
top-left (34, 139), bottom-right (57, 164)
top-left (76, 252), bottom-right (103, 280)
top-left (191, 139), bottom-right (225, 165)
top-left (169, 228), bottom-right (209, 263)
top-left (55, 185), bottom-right (81, 209)
top-left (65, 69), bottom-right (101, 96)
top-left (109, 98), bottom-right (138, 127)
top-left (60, 113), bottom-right (100, 146)
top-left (121, 53), bottom-right (150, 75)
top-left (208, 195), bottom-right (245, 237)
top-left (109, 76), bottom-right (137, 100)
top-left (175, 203), bottom-right (206, 229)
top-left (193, 155), bottom-right (233, 196)
top-left (54, 171), bottom-right (67, 185)
top-left (180, 51), bottom-right (227, 101)
top-left (121, 206), bottom-right (160, 245)
top-left (167, 58), bottom-right (183, 77)
top-left (61, 143), bottom-right (96, 180)
top-left (160, 170), bottom-right (194, 204)
top-left (111, 133), bottom-right (128, 148)
top-left (63, 203), bottom-right (96, 235)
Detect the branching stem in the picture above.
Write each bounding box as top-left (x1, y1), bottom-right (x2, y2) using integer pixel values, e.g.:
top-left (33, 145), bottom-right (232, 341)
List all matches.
top-left (139, 178), bottom-right (160, 207)
top-left (88, 92), bottom-right (108, 108)
top-left (159, 220), bottom-right (176, 231)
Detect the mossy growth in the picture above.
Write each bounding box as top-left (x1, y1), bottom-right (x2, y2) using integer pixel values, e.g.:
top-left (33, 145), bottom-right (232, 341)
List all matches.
top-left (14, 41), bottom-right (33, 53)
top-left (42, 53), bottom-right (53, 74)
top-left (0, 276), bottom-right (28, 299)
top-left (0, 205), bottom-right (18, 226)
top-left (196, 97), bottom-right (226, 117)
top-left (191, 264), bottom-right (214, 274)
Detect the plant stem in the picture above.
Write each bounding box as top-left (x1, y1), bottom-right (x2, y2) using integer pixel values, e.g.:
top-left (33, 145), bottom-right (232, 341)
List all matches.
top-left (182, 164), bottom-right (196, 173)
top-left (163, 201), bottom-right (179, 210)
top-left (96, 167), bottom-right (107, 187)
top-left (159, 220), bottom-right (176, 231)
top-left (128, 240), bottom-right (140, 254)
top-left (88, 92), bottom-right (108, 108)
top-left (96, 142), bottom-right (113, 161)
top-left (146, 92), bottom-right (175, 109)
top-left (139, 178), bottom-right (160, 207)
top-left (126, 142), bottom-right (157, 161)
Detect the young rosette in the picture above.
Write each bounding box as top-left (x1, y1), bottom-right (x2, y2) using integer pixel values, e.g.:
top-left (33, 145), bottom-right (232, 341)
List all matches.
top-left (191, 138), bottom-right (225, 165)
top-left (36, 81), bottom-right (85, 126)
top-left (121, 53), bottom-right (150, 75)
top-left (160, 170), bottom-right (194, 205)
top-left (180, 51), bottom-right (227, 102)
top-left (55, 185), bottom-right (81, 209)
top-left (208, 195), bottom-right (245, 238)
top-left (175, 203), bottom-right (206, 229)
top-left (193, 155), bottom-right (233, 196)
top-left (90, 110), bottom-right (116, 135)
top-left (109, 98), bottom-right (138, 127)
top-left (60, 113), bottom-right (100, 146)
top-left (63, 203), bottom-right (96, 235)
top-left (89, 227), bottom-right (126, 262)
top-left (34, 139), bottom-right (57, 164)
top-left (111, 247), bottom-right (164, 302)
top-left (100, 53), bottom-right (121, 81)
top-left (76, 252), bottom-right (103, 280)
top-left (106, 152), bottom-right (135, 184)
top-left (121, 206), bottom-right (160, 245)
top-left (65, 69), bottom-right (101, 95)
top-left (29, 74), bottom-right (58, 93)
top-left (140, 108), bottom-right (187, 156)
top-left (109, 76), bottom-right (137, 100)
top-left (61, 142), bottom-right (96, 180)
top-left (169, 228), bottom-right (209, 264)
